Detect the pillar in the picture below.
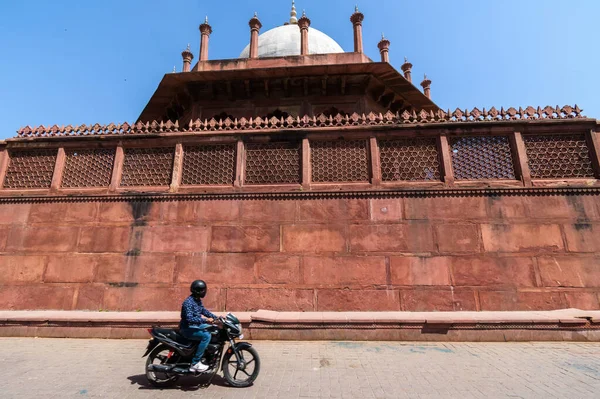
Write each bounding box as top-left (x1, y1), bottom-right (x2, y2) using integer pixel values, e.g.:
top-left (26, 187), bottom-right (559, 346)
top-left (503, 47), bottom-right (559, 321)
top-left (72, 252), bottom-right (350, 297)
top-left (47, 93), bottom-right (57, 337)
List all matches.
top-left (249, 13), bottom-right (262, 59)
top-left (350, 6), bottom-right (365, 53)
top-left (181, 44), bottom-right (194, 72)
top-left (421, 74), bottom-right (432, 99)
top-left (401, 57), bottom-right (413, 83)
top-left (199, 16), bottom-right (212, 62)
top-left (298, 11), bottom-right (311, 55)
top-left (377, 34), bottom-right (390, 63)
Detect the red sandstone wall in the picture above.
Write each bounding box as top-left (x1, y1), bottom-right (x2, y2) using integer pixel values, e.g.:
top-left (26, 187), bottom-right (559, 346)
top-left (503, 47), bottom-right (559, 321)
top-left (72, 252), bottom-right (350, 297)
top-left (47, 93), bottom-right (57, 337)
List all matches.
top-left (0, 194), bottom-right (599, 312)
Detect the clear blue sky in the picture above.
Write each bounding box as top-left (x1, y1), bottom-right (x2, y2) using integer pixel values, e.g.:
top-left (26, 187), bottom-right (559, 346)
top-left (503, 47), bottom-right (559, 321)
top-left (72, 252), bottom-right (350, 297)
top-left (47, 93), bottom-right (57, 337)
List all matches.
top-left (0, 0), bottom-right (598, 140)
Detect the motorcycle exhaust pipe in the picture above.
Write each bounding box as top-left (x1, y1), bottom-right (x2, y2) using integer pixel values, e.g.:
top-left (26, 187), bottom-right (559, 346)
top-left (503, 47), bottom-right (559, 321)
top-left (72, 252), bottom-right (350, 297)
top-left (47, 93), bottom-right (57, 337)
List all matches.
top-left (147, 364), bottom-right (176, 373)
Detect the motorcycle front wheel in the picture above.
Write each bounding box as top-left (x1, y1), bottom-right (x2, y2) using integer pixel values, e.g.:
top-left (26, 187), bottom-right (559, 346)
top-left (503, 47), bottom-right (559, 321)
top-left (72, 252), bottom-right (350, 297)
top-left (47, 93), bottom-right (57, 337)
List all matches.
top-left (146, 345), bottom-right (180, 388)
top-left (222, 346), bottom-right (260, 388)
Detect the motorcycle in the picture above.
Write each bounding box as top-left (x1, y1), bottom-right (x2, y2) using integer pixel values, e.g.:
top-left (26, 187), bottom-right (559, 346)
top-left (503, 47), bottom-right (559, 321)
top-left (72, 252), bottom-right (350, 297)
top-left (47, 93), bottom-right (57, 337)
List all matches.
top-left (142, 313), bottom-right (260, 388)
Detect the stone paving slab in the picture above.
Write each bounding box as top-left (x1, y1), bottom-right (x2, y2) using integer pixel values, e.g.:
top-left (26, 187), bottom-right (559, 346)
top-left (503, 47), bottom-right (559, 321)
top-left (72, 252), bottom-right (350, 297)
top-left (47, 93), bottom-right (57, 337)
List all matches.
top-left (1, 338), bottom-right (600, 398)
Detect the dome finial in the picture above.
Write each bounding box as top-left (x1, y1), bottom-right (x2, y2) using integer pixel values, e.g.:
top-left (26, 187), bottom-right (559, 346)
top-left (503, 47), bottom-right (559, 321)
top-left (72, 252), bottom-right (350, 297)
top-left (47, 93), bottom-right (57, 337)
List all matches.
top-left (290, 1), bottom-right (298, 24)
top-left (204, 16), bottom-right (208, 24)
top-left (355, 5), bottom-right (359, 12)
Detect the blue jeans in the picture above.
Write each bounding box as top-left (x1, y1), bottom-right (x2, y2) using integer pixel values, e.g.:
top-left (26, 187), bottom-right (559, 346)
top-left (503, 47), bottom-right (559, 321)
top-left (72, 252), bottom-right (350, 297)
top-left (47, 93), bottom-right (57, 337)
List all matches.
top-left (180, 324), bottom-right (212, 364)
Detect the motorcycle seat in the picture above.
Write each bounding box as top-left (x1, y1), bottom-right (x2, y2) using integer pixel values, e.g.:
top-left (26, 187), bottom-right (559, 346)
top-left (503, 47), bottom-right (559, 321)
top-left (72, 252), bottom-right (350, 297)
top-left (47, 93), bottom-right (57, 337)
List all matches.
top-left (153, 328), bottom-right (192, 346)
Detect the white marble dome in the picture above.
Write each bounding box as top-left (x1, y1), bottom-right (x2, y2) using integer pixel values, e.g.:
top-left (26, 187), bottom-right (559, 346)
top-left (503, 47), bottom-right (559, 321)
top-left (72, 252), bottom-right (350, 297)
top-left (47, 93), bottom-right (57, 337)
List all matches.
top-left (239, 24), bottom-right (344, 58)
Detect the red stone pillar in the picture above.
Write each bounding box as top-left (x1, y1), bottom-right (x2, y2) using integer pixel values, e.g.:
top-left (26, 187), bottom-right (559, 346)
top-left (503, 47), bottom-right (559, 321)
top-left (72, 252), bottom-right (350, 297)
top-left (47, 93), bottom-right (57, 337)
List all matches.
top-left (199, 17), bottom-right (212, 62)
top-left (170, 143), bottom-right (184, 192)
top-left (234, 140), bottom-right (245, 187)
top-left (181, 45), bottom-right (194, 72)
top-left (438, 134), bottom-right (454, 186)
top-left (377, 35), bottom-right (390, 63)
top-left (511, 131), bottom-right (532, 187)
top-left (50, 147), bottom-right (66, 191)
top-left (302, 138), bottom-right (311, 189)
top-left (0, 147), bottom-right (8, 189)
top-left (248, 13), bottom-right (262, 59)
top-left (587, 127), bottom-right (600, 178)
top-left (401, 57), bottom-right (413, 83)
top-left (421, 75), bottom-right (432, 99)
top-left (350, 7), bottom-right (364, 54)
top-left (109, 145), bottom-right (124, 191)
top-left (369, 137), bottom-right (382, 185)
top-left (298, 11), bottom-right (311, 56)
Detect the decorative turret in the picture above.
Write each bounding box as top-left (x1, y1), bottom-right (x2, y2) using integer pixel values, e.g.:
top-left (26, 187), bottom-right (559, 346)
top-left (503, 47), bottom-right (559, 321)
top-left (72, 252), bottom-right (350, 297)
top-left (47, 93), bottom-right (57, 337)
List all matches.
top-left (350, 6), bottom-right (365, 54)
top-left (248, 12), bottom-right (262, 59)
top-left (377, 34), bottom-right (390, 63)
top-left (401, 57), bottom-right (413, 83)
top-left (181, 44), bottom-right (194, 72)
top-left (199, 16), bottom-right (212, 62)
top-left (421, 74), bottom-right (432, 99)
top-left (298, 10), bottom-right (311, 55)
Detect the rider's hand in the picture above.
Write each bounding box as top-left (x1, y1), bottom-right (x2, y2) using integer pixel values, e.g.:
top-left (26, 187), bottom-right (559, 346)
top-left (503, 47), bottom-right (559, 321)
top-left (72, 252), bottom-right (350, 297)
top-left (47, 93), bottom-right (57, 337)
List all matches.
top-left (206, 318), bottom-right (215, 324)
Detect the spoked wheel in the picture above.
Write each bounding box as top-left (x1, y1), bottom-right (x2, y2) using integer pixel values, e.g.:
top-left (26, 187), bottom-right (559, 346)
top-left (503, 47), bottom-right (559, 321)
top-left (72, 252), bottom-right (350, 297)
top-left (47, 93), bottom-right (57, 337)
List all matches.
top-left (222, 346), bottom-right (260, 388)
top-left (145, 345), bottom-right (180, 388)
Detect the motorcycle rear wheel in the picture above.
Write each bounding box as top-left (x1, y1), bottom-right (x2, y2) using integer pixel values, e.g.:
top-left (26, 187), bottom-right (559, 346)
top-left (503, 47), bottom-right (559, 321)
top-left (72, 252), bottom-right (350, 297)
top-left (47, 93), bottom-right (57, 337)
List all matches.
top-left (146, 345), bottom-right (180, 388)
top-left (222, 346), bottom-right (260, 388)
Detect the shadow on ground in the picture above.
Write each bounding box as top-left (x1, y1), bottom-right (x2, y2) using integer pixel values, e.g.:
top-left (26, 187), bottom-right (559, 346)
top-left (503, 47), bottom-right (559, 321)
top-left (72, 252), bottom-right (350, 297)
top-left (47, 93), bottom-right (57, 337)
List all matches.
top-left (127, 374), bottom-right (231, 390)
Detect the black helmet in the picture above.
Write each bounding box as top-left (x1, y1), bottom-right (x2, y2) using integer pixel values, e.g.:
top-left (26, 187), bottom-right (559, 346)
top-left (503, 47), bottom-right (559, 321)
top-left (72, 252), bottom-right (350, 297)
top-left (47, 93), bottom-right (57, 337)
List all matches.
top-left (190, 280), bottom-right (207, 298)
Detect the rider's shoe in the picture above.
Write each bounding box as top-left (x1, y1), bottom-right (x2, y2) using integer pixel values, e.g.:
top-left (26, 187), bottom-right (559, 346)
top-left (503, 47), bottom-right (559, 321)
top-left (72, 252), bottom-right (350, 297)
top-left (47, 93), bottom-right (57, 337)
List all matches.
top-left (189, 362), bottom-right (209, 372)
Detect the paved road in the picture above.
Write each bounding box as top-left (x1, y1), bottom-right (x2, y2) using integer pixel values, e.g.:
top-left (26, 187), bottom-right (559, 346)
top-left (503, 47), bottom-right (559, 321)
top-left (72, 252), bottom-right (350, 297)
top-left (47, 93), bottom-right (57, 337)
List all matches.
top-left (1, 338), bottom-right (600, 398)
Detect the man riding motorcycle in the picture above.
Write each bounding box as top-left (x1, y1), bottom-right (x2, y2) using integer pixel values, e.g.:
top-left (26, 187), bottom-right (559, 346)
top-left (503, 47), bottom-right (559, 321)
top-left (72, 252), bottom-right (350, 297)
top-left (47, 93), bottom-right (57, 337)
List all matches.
top-left (179, 280), bottom-right (219, 372)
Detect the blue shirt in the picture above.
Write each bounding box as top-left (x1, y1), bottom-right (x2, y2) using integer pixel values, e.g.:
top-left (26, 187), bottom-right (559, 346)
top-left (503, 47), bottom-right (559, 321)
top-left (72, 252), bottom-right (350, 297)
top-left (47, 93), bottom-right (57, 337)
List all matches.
top-left (180, 296), bottom-right (218, 329)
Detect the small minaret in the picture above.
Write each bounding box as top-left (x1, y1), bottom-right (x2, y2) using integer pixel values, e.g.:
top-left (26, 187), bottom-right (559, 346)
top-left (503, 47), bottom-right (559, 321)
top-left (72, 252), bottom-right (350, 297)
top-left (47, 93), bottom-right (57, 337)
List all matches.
top-left (401, 57), bottom-right (413, 83)
top-left (298, 10), bottom-right (311, 55)
top-left (289, 0), bottom-right (298, 24)
top-left (199, 16), bottom-right (212, 62)
top-left (181, 44), bottom-right (194, 72)
top-left (249, 12), bottom-right (262, 59)
top-left (350, 6), bottom-right (365, 54)
top-left (421, 74), bottom-right (432, 99)
top-left (377, 34), bottom-right (390, 63)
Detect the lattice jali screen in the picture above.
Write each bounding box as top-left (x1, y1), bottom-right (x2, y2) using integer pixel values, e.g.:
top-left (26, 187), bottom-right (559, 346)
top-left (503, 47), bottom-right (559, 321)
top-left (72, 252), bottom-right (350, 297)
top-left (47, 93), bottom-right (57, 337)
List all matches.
top-left (3, 149), bottom-right (57, 189)
top-left (245, 142), bottom-right (301, 184)
top-left (61, 148), bottom-right (115, 188)
top-left (120, 148), bottom-right (174, 187)
top-left (311, 140), bottom-right (369, 182)
top-left (182, 144), bottom-right (236, 185)
top-left (524, 134), bottom-right (595, 179)
top-left (450, 136), bottom-right (516, 180)
top-left (379, 138), bottom-right (441, 181)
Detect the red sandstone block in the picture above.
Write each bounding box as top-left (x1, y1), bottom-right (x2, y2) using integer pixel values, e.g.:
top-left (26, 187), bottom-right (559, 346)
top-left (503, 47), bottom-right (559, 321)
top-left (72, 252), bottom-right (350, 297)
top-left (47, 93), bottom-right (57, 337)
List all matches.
top-left (174, 254), bottom-right (203, 283)
top-left (282, 225), bottom-right (346, 253)
top-left (390, 257), bottom-right (451, 286)
top-left (226, 288), bottom-right (314, 311)
top-left (141, 226), bottom-right (209, 252)
top-left (211, 226), bottom-right (279, 253)
top-left (317, 289), bottom-right (400, 311)
top-left (538, 257), bottom-right (600, 288)
top-left (0, 226), bottom-right (8, 251)
top-left (401, 289), bottom-right (477, 311)
top-left (435, 224), bottom-right (481, 253)
top-left (204, 253), bottom-right (256, 284)
top-left (255, 254), bottom-right (300, 284)
top-left (563, 292), bottom-right (600, 310)
top-left (98, 201), bottom-right (161, 224)
top-left (0, 203), bottom-right (31, 224)
top-left (6, 227), bottom-right (79, 252)
top-left (481, 224), bottom-right (564, 252)
top-left (349, 223), bottom-right (434, 252)
top-left (103, 287), bottom-right (184, 311)
top-left (74, 285), bottom-right (106, 310)
top-left (479, 290), bottom-right (566, 311)
top-left (78, 226), bottom-right (131, 253)
top-left (0, 285), bottom-right (76, 310)
top-left (0, 255), bottom-right (46, 283)
top-left (563, 224), bottom-right (600, 253)
top-left (29, 202), bottom-right (98, 224)
top-left (303, 256), bottom-right (387, 285)
top-left (95, 255), bottom-right (128, 282)
top-left (524, 196), bottom-right (599, 220)
top-left (404, 197), bottom-right (488, 220)
top-left (486, 196), bottom-right (528, 219)
top-left (130, 255), bottom-right (176, 284)
top-left (451, 257), bottom-right (537, 287)
top-left (158, 201), bottom-right (196, 223)
top-left (196, 201), bottom-right (240, 222)
top-left (369, 199), bottom-right (403, 222)
top-left (298, 199), bottom-right (368, 221)
top-left (241, 200), bottom-right (297, 222)
top-left (44, 254), bottom-right (96, 283)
